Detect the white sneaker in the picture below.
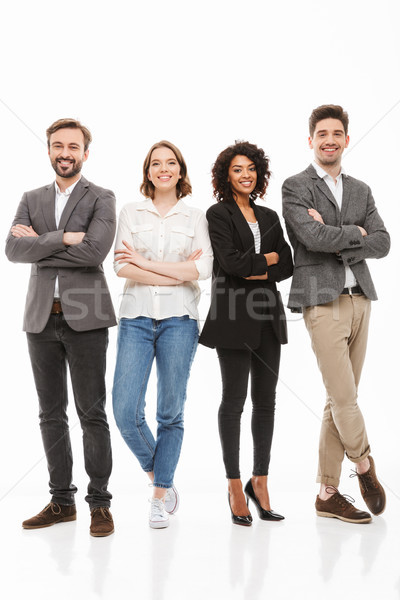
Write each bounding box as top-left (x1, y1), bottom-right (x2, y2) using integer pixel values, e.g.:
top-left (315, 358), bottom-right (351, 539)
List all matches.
top-left (164, 486), bottom-right (180, 515)
top-left (149, 498), bottom-right (169, 529)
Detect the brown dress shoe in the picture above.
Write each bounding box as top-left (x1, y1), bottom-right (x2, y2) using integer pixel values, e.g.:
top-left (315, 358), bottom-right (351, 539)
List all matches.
top-left (354, 455), bottom-right (386, 515)
top-left (22, 503), bottom-right (76, 529)
top-left (315, 488), bottom-right (372, 523)
top-left (90, 507), bottom-right (114, 537)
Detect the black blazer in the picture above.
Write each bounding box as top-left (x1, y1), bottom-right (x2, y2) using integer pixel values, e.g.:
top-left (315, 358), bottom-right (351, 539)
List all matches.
top-left (199, 200), bottom-right (293, 349)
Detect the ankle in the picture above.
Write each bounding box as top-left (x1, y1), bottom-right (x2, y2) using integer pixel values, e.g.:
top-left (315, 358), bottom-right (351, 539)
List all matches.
top-left (228, 478), bottom-right (244, 495)
top-left (356, 457), bottom-right (370, 475)
top-left (153, 486), bottom-right (167, 501)
top-left (319, 485), bottom-right (335, 501)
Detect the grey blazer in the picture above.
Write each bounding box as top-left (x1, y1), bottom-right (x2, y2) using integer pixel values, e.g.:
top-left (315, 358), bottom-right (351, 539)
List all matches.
top-left (6, 176), bottom-right (117, 333)
top-left (282, 164), bottom-right (390, 309)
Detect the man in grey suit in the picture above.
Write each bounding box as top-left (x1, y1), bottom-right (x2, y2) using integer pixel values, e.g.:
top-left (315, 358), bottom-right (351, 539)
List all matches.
top-left (6, 118), bottom-right (116, 536)
top-left (282, 105), bottom-right (390, 524)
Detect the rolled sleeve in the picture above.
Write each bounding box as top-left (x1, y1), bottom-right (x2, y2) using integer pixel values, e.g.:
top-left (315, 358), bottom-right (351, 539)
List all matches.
top-left (194, 254), bottom-right (213, 280)
top-left (192, 210), bottom-right (213, 280)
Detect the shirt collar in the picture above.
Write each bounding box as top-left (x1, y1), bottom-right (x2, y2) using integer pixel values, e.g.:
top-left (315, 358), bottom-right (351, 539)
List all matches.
top-left (312, 160), bottom-right (345, 182)
top-left (55, 176), bottom-right (81, 196)
top-left (137, 198), bottom-right (191, 217)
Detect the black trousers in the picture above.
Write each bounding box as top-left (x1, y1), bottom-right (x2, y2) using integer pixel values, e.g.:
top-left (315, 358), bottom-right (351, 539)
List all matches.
top-left (216, 320), bottom-right (281, 479)
top-left (26, 314), bottom-right (113, 508)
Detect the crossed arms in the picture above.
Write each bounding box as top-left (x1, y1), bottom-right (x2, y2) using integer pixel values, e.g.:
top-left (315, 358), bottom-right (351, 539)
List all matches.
top-left (6, 190), bottom-right (117, 267)
top-left (282, 178), bottom-right (390, 265)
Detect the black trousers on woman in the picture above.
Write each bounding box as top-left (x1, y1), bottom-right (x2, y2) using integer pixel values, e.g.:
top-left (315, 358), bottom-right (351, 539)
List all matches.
top-left (216, 319), bottom-right (281, 479)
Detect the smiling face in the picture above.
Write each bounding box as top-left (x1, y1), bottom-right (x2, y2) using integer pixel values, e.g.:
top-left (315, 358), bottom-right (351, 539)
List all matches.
top-left (227, 154), bottom-right (257, 199)
top-left (308, 118), bottom-right (349, 169)
top-left (48, 127), bottom-right (89, 180)
top-left (147, 146), bottom-right (181, 194)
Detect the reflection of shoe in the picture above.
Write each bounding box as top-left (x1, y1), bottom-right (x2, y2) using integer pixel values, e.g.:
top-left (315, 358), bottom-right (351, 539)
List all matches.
top-left (164, 486), bottom-right (179, 515)
top-left (353, 456), bottom-right (386, 515)
top-left (315, 487), bottom-right (372, 523)
top-left (228, 493), bottom-right (252, 526)
top-left (22, 502), bottom-right (76, 529)
top-left (90, 507), bottom-right (114, 537)
top-left (244, 479), bottom-right (285, 521)
top-left (149, 498), bottom-right (169, 529)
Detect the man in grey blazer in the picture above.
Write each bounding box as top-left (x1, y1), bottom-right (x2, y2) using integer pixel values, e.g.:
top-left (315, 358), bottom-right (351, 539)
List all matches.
top-left (6, 118), bottom-right (117, 536)
top-left (282, 105), bottom-right (390, 524)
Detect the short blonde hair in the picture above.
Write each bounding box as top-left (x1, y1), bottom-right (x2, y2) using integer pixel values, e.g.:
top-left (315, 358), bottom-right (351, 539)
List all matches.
top-left (140, 140), bottom-right (192, 199)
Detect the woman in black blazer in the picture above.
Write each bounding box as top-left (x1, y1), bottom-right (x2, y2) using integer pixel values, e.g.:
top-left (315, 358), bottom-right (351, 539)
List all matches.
top-left (199, 141), bottom-right (293, 525)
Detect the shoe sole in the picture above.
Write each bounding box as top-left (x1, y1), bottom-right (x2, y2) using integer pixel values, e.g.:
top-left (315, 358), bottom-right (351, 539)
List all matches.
top-left (90, 528), bottom-right (114, 537)
top-left (22, 514), bottom-right (77, 529)
top-left (316, 510), bottom-right (372, 524)
top-left (165, 487), bottom-right (180, 515)
top-left (149, 520), bottom-right (169, 529)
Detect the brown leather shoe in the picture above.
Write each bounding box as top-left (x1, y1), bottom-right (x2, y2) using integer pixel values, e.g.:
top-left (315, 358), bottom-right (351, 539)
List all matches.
top-left (354, 455), bottom-right (386, 515)
top-left (315, 488), bottom-right (371, 523)
top-left (22, 503), bottom-right (76, 529)
top-left (90, 507), bottom-right (114, 537)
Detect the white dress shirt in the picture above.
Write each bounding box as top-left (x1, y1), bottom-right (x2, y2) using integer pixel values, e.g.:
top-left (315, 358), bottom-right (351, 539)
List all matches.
top-left (312, 161), bottom-right (357, 288)
top-left (54, 178), bottom-right (81, 297)
top-left (114, 198), bottom-right (213, 322)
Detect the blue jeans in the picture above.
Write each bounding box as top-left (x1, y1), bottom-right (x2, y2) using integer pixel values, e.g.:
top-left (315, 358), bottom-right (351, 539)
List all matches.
top-left (112, 316), bottom-right (199, 488)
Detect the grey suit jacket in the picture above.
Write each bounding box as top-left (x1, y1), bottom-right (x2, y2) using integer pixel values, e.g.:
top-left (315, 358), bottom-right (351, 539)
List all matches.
top-left (282, 164), bottom-right (390, 309)
top-left (6, 176), bottom-right (117, 332)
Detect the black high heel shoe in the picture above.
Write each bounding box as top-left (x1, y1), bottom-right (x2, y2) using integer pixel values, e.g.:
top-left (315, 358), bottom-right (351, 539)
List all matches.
top-left (228, 493), bottom-right (252, 526)
top-left (244, 479), bottom-right (285, 521)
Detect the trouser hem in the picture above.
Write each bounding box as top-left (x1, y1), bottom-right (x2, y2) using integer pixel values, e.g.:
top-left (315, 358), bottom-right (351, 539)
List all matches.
top-left (316, 475), bottom-right (340, 487)
top-left (347, 446), bottom-right (371, 464)
top-left (51, 498), bottom-right (76, 507)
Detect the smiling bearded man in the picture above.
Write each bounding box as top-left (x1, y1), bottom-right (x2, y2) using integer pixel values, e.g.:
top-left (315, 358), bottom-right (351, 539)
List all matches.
top-left (6, 118), bottom-right (117, 537)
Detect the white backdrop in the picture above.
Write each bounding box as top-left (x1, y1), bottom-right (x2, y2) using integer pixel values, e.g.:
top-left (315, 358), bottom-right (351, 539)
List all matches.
top-left (1, 0), bottom-right (399, 526)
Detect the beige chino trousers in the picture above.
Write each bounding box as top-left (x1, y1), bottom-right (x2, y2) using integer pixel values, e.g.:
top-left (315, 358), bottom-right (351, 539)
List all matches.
top-left (303, 294), bottom-right (371, 486)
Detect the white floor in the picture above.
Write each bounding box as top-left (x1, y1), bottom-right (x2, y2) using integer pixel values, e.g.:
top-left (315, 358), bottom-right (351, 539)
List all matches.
top-left (2, 482), bottom-right (399, 600)
top-left (2, 308), bottom-right (399, 600)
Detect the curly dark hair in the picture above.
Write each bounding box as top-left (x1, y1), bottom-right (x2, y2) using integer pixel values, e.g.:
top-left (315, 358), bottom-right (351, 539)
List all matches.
top-left (212, 141), bottom-right (271, 203)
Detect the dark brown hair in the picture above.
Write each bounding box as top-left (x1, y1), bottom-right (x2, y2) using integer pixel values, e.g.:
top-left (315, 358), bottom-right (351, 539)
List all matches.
top-left (212, 141), bottom-right (271, 203)
top-left (309, 105), bottom-right (349, 137)
top-left (46, 118), bottom-right (92, 151)
top-left (140, 140), bottom-right (192, 200)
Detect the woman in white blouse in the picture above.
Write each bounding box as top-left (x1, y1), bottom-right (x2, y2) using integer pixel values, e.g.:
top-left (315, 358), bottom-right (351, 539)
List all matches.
top-left (113, 141), bottom-right (212, 529)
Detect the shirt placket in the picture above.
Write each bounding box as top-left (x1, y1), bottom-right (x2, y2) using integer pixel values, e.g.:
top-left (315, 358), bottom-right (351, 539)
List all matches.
top-left (152, 216), bottom-right (166, 320)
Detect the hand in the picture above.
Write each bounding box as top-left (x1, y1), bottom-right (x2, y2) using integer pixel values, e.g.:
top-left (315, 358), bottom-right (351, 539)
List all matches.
top-left (244, 273), bottom-right (269, 280)
top-left (63, 232), bottom-right (85, 245)
top-left (188, 249), bottom-right (203, 261)
top-left (358, 226), bottom-right (367, 237)
top-left (308, 208), bottom-right (325, 224)
top-left (264, 252), bottom-right (279, 266)
top-left (114, 240), bottom-right (148, 268)
top-left (11, 224), bottom-right (38, 238)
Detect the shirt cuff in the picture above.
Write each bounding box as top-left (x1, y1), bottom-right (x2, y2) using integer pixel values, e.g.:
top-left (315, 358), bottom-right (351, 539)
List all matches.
top-left (194, 256), bottom-right (212, 281)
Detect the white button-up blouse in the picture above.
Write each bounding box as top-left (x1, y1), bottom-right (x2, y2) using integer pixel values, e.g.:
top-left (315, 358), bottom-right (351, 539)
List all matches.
top-left (114, 198), bottom-right (213, 322)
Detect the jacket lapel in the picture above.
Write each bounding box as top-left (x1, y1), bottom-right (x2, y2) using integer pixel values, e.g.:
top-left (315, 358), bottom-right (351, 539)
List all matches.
top-left (227, 201), bottom-right (255, 251)
top-left (307, 164), bottom-right (340, 221)
top-left (41, 183), bottom-right (58, 232)
top-left (59, 176), bottom-right (89, 230)
top-left (253, 203), bottom-right (276, 253)
top-left (340, 175), bottom-right (352, 223)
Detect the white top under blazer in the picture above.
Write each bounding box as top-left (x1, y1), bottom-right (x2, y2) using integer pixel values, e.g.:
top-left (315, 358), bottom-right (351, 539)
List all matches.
top-left (114, 198), bottom-right (213, 322)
